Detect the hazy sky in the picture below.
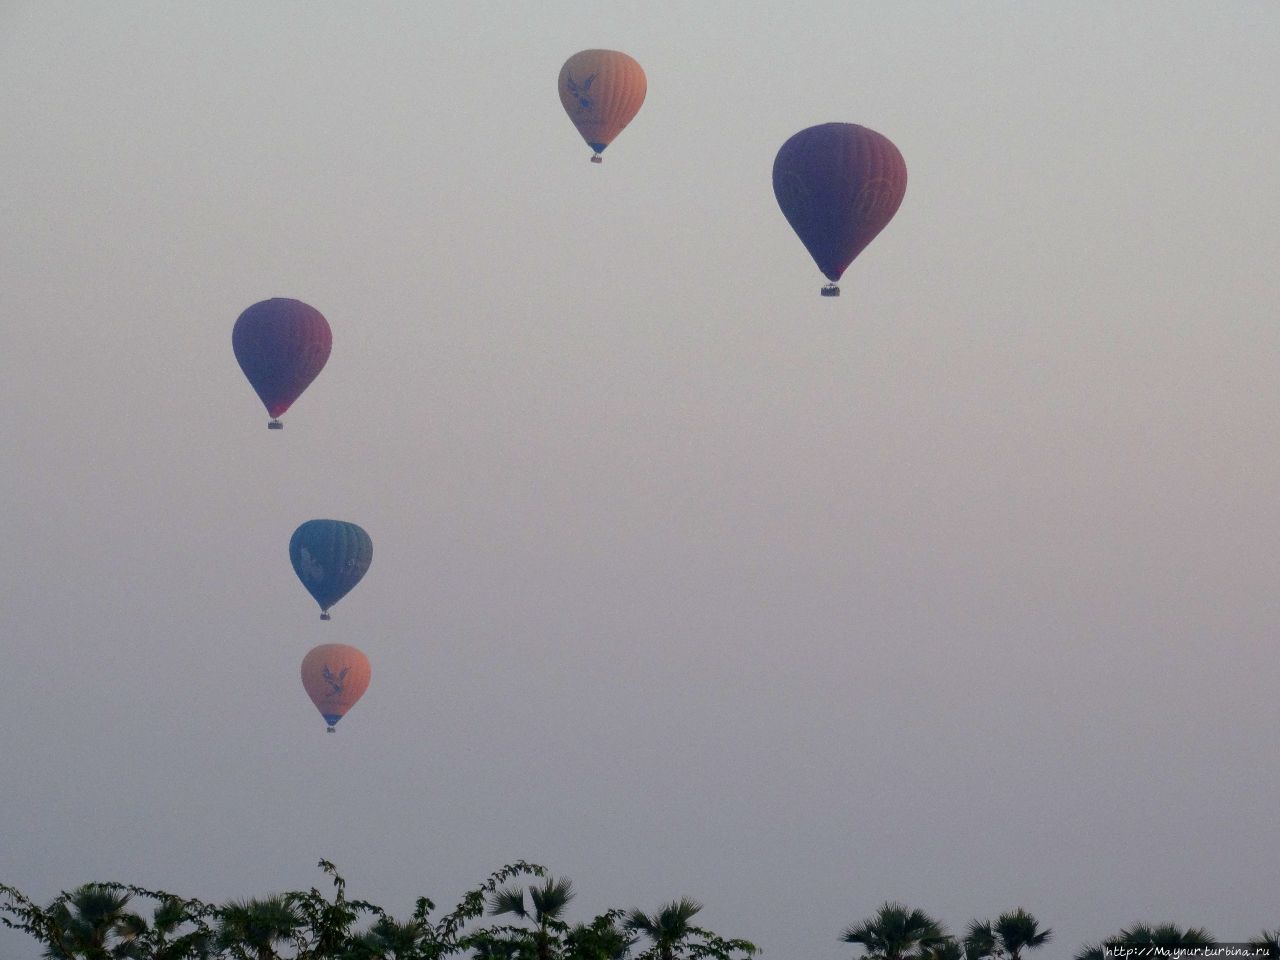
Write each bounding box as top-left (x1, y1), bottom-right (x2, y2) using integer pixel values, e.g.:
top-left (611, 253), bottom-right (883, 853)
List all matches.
top-left (3, 2), bottom-right (1279, 958)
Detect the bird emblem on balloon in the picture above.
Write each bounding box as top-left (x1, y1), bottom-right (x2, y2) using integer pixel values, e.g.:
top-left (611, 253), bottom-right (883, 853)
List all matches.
top-left (564, 71), bottom-right (596, 113)
top-left (321, 665), bottom-right (349, 697)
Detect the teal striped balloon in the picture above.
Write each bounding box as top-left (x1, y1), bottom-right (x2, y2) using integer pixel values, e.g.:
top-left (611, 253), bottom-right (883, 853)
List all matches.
top-left (289, 520), bottom-right (373, 620)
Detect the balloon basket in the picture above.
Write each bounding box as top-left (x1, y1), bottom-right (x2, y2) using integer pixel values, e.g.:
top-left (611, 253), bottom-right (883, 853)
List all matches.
top-left (320, 612), bottom-right (331, 621)
top-left (326, 726), bottom-right (335, 734)
top-left (590, 154), bottom-right (603, 164)
top-left (820, 284), bottom-right (840, 297)
top-left (268, 419), bottom-right (283, 429)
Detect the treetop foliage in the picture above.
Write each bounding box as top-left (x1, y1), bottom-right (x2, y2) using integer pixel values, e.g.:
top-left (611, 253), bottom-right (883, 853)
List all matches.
top-left (0, 861), bottom-right (756, 960)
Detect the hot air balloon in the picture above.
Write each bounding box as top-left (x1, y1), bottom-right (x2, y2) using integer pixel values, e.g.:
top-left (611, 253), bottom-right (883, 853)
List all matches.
top-left (558, 49), bottom-right (646, 163)
top-left (772, 123), bottom-right (907, 297)
top-left (289, 519), bottom-right (372, 620)
top-left (232, 298), bottom-right (332, 428)
top-left (301, 643), bottom-right (371, 733)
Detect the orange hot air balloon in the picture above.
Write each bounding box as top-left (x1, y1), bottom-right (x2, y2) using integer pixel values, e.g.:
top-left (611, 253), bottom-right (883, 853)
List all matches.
top-left (558, 49), bottom-right (646, 163)
top-left (301, 644), bottom-right (371, 733)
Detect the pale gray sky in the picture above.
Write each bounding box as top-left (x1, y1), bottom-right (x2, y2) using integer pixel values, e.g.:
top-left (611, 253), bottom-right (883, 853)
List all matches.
top-left (3, 2), bottom-right (1279, 958)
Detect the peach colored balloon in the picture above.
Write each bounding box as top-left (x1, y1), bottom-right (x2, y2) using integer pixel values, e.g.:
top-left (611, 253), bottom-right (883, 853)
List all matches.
top-left (301, 644), bottom-right (371, 732)
top-left (558, 49), bottom-right (646, 162)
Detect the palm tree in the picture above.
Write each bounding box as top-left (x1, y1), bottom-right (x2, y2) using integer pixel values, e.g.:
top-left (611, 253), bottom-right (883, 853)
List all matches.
top-left (137, 897), bottom-right (212, 960)
top-left (965, 910), bottom-right (1051, 960)
top-left (215, 895), bottom-right (303, 960)
top-left (964, 921), bottom-right (997, 960)
top-left (42, 884), bottom-right (146, 960)
top-left (918, 939), bottom-right (964, 960)
top-left (470, 936), bottom-right (528, 960)
top-left (1115, 924), bottom-right (1215, 948)
top-left (564, 913), bottom-right (632, 960)
top-left (994, 910), bottom-right (1051, 960)
top-left (345, 915), bottom-right (439, 960)
top-left (842, 903), bottom-right (948, 960)
top-left (488, 876), bottom-right (576, 960)
top-left (1075, 923), bottom-right (1216, 960)
top-left (1249, 931), bottom-right (1280, 960)
top-left (625, 898), bottom-right (704, 960)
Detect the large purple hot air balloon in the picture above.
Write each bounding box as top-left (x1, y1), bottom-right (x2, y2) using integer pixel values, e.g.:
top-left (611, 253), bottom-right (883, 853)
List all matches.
top-left (772, 123), bottom-right (907, 297)
top-left (232, 298), bottom-right (332, 429)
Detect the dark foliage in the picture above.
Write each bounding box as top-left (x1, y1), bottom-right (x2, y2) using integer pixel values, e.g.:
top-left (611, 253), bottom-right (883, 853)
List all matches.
top-left (2, 863), bottom-right (756, 960)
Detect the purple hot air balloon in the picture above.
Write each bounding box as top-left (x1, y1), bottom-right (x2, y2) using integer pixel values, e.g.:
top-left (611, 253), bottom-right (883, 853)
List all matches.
top-left (772, 123), bottom-right (907, 297)
top-left (232, 298), bottom-right (332, 429)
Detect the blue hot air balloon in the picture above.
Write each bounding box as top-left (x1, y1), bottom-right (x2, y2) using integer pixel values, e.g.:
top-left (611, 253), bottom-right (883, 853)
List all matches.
top-left (289, 520), bottom-right (372, 620)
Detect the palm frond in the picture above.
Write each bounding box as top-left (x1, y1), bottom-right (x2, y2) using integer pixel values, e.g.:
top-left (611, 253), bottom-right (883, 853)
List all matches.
top-left (995, 908), bottom-right (1051, 956)
top-left (840, 902), bottom-right (946, 960)
top-left (530, 878), bottom-right (575, 923)
top-left (1249, 932), bottom-right (1280, 960)
top-left (489, 888), bottom-right (528, 920)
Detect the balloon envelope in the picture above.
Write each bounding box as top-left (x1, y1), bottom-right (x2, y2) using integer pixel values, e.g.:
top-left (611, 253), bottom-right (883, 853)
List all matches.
top-left (558, 49), bottom-right (646, 159)
top-left (289, 519), bottom-right (373, 619)
top-left (301, 643), bottom-right (371, 732)
top-left (772, 123), bottom-right (907, 286)
top-left (232, 298), bottom-right (331, 423)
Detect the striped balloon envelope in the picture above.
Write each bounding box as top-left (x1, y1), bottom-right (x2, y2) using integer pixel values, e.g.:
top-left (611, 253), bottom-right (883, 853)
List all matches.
top-left (558, 49), bottom-right (647, 163)
top-left (231, 298), bottom-right (331, 428)
top-left (301, 644), bottom-right (371, 733)
top-left (772, 123), bottom-right (907, 297)
top-left (289, 519), bottom-right (373, 620)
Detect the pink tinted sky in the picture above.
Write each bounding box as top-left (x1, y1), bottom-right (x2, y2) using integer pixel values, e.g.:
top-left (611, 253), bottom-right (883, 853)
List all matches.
top-left (2, 2), bottom-right (1278, 958)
